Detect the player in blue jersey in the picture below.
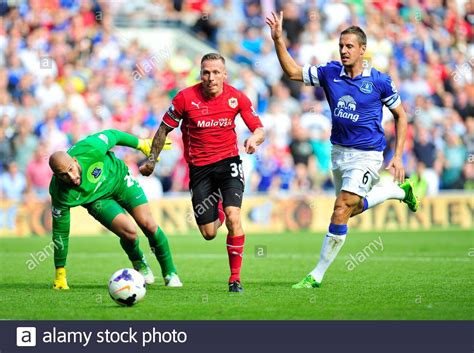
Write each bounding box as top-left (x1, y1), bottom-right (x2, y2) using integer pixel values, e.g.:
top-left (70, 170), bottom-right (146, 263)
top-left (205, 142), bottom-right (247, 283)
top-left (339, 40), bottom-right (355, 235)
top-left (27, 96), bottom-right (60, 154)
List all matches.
top-left (266, 12), bottom-right (419, 288)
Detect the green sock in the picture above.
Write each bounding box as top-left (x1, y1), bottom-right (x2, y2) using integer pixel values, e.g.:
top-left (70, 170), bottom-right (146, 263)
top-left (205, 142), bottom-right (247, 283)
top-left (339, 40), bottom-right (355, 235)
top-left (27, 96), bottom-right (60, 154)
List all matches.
top-left (148, 227), bottom-right (176, 277)
top-left (120, 238), bottom-right (144, 263)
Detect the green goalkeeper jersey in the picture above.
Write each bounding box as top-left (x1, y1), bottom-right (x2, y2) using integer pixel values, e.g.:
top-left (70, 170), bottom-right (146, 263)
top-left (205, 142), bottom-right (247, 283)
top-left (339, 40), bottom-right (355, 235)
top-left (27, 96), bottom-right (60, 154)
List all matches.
top-left (49, 129), bottom-right (140, 237)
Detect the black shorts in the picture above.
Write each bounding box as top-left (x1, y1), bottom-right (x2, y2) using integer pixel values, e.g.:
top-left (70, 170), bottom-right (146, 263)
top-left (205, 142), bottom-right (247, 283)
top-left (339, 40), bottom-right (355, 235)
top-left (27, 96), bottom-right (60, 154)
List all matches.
top-left (189, 156), bottom-right (244, 225)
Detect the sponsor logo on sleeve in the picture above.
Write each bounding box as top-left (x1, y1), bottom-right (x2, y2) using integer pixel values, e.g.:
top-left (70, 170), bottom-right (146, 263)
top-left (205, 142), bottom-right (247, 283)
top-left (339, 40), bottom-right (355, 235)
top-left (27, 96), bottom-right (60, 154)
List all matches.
top-left (390, 80), bottom-right (398, 93)
top-left (98, 133), bottom-right (108, 145)
top-left (251, 106), bottom-right (258, 117)
top-left (52, 206), bottom-right (62, 218)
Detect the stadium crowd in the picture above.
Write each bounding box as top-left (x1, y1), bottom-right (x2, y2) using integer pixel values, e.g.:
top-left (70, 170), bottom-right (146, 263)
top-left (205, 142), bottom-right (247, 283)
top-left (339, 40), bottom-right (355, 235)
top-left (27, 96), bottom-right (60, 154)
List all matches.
top-left (1, 0), bottom-right (473, 228)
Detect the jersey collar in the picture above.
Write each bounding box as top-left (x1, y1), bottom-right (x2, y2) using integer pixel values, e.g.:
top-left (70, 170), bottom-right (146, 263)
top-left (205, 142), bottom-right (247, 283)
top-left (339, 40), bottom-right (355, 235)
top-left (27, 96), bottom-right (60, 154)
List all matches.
top-left (339, 66), bottom-right (371, 79)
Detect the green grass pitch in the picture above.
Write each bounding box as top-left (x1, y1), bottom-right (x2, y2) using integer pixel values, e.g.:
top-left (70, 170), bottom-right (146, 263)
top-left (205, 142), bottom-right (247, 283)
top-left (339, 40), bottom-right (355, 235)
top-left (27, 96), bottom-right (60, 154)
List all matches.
top-left (0, 229), bottom-right (472, 320)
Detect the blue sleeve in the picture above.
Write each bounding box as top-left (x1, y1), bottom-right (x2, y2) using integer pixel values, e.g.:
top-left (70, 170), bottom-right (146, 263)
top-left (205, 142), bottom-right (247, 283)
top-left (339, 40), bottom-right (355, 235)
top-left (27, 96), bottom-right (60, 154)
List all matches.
top-left (317, 65), bottom-right (327, 87)
top-left (302, 62), bottom-right (332, 87)
top-left (379, 74), bottom-right (401, 110)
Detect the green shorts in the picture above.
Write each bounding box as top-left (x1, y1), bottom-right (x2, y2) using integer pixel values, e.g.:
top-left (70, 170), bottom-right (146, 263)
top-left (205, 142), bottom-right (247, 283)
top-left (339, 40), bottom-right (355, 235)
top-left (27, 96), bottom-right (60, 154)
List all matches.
top-left (84, 171), bottom-right (148, 228)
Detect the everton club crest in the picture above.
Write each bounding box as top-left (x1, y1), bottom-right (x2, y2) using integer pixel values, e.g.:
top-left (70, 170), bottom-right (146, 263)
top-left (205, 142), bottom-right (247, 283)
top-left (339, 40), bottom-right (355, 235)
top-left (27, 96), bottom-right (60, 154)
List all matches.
top-left (360, 80), bottom-right (374, 94)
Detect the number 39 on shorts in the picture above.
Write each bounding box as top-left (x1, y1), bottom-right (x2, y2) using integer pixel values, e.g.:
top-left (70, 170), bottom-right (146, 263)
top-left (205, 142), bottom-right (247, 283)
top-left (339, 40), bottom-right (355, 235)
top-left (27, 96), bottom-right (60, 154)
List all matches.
top-left (230, 162), bottom-right (243, 179)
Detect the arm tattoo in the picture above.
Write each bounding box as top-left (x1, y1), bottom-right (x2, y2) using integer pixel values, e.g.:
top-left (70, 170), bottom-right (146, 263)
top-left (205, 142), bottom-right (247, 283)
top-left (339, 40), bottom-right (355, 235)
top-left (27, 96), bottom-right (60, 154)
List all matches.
top-left (149, 122), bottom-right (173, 162)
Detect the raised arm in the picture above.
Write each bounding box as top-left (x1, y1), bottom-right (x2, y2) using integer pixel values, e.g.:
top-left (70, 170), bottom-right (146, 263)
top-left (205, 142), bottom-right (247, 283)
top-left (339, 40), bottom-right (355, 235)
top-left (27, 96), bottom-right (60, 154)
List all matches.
top-left (386, 104), bottom-right (408, 183)
top-left (265, 11), bottom-right (303, 81)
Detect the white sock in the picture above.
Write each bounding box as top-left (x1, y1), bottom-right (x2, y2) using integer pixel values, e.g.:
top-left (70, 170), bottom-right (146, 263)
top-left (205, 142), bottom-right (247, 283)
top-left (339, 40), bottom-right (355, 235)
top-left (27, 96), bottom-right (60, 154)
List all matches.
top-left (364, 182), bottom-right (405, 210)
top-left (310, 232), bottom-right (347, 283)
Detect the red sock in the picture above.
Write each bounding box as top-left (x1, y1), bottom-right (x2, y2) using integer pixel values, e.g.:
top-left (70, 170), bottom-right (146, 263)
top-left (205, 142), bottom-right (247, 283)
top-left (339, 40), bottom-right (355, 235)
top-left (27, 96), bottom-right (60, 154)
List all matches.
top-left (218, 200), bottom-right (225, 225)
top-left (226, 234), bottom-right (245, 283)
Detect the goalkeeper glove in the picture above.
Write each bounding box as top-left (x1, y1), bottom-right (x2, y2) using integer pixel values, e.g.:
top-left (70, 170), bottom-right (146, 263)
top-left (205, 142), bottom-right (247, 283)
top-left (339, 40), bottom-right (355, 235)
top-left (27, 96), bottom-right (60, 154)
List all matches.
top-left (136, 137), bottom-right (172, 157)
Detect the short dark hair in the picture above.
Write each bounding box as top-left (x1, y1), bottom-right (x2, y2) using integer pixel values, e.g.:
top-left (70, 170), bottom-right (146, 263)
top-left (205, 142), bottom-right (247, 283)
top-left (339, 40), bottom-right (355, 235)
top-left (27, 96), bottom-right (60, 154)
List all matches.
top-left (201, 53), bottom-right (226, 65)
top-left (340, 26), bottom-right (367, 46)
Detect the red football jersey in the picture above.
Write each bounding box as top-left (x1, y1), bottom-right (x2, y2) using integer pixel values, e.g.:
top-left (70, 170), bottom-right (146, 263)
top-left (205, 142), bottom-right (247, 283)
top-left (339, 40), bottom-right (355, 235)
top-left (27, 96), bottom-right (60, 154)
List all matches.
top-left (162, 82), bottom-right (263, 166)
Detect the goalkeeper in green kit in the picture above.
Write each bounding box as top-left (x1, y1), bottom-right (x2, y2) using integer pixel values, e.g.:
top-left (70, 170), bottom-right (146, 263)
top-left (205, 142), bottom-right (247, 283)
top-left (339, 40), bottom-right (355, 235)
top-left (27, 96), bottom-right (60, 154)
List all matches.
top-left (48, 129), bottom-right (182, 290)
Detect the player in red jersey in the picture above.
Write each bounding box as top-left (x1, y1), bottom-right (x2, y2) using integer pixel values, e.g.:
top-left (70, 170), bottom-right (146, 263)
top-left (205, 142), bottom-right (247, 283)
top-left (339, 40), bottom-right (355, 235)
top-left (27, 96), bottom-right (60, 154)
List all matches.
top-left (140, 53), bottom-right (265, 292)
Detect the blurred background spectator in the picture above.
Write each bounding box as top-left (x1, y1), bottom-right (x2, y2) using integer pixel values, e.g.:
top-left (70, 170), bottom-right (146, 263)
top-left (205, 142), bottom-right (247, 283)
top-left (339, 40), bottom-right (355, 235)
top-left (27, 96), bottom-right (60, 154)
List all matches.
top-left (0, 0), bottom-right (472, 209)
top-left (0, 161), bottom-right (26, 229)
top-left (25, 141), bottom-right (52, 201)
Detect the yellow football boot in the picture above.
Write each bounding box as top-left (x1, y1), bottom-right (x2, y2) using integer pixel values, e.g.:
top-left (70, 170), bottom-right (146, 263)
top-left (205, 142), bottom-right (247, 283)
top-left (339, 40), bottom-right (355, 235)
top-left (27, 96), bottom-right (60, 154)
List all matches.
top-left (53, 267), bottom-right (70, 290)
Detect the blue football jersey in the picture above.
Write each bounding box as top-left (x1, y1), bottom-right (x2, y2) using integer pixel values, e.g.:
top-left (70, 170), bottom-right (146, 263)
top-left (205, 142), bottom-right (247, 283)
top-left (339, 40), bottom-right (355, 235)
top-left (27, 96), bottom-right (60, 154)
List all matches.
top-left (302, 61), bottom-right (401, 151)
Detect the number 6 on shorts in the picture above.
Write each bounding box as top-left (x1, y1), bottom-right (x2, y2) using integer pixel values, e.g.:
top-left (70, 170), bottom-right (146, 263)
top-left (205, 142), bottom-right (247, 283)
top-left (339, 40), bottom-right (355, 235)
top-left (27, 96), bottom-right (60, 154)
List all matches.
top-left (362, 171), bottom-right (370, 185)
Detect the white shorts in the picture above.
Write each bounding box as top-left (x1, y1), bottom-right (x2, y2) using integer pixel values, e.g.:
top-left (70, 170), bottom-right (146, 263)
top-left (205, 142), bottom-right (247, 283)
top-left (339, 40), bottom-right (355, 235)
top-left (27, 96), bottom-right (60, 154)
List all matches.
top-left (331, 145), bottom-right (383, 197)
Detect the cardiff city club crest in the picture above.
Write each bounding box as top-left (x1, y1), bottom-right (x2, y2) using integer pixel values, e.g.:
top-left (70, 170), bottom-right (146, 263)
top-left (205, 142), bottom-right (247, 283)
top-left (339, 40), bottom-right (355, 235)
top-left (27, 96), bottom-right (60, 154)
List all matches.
top-left (228, 97), bottom-right (238, 109)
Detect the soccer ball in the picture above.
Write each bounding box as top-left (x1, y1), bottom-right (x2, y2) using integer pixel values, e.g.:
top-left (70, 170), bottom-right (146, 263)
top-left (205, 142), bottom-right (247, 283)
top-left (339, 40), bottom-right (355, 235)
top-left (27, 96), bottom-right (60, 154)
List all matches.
top-left (108, 268), bottom-right (146, 306)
